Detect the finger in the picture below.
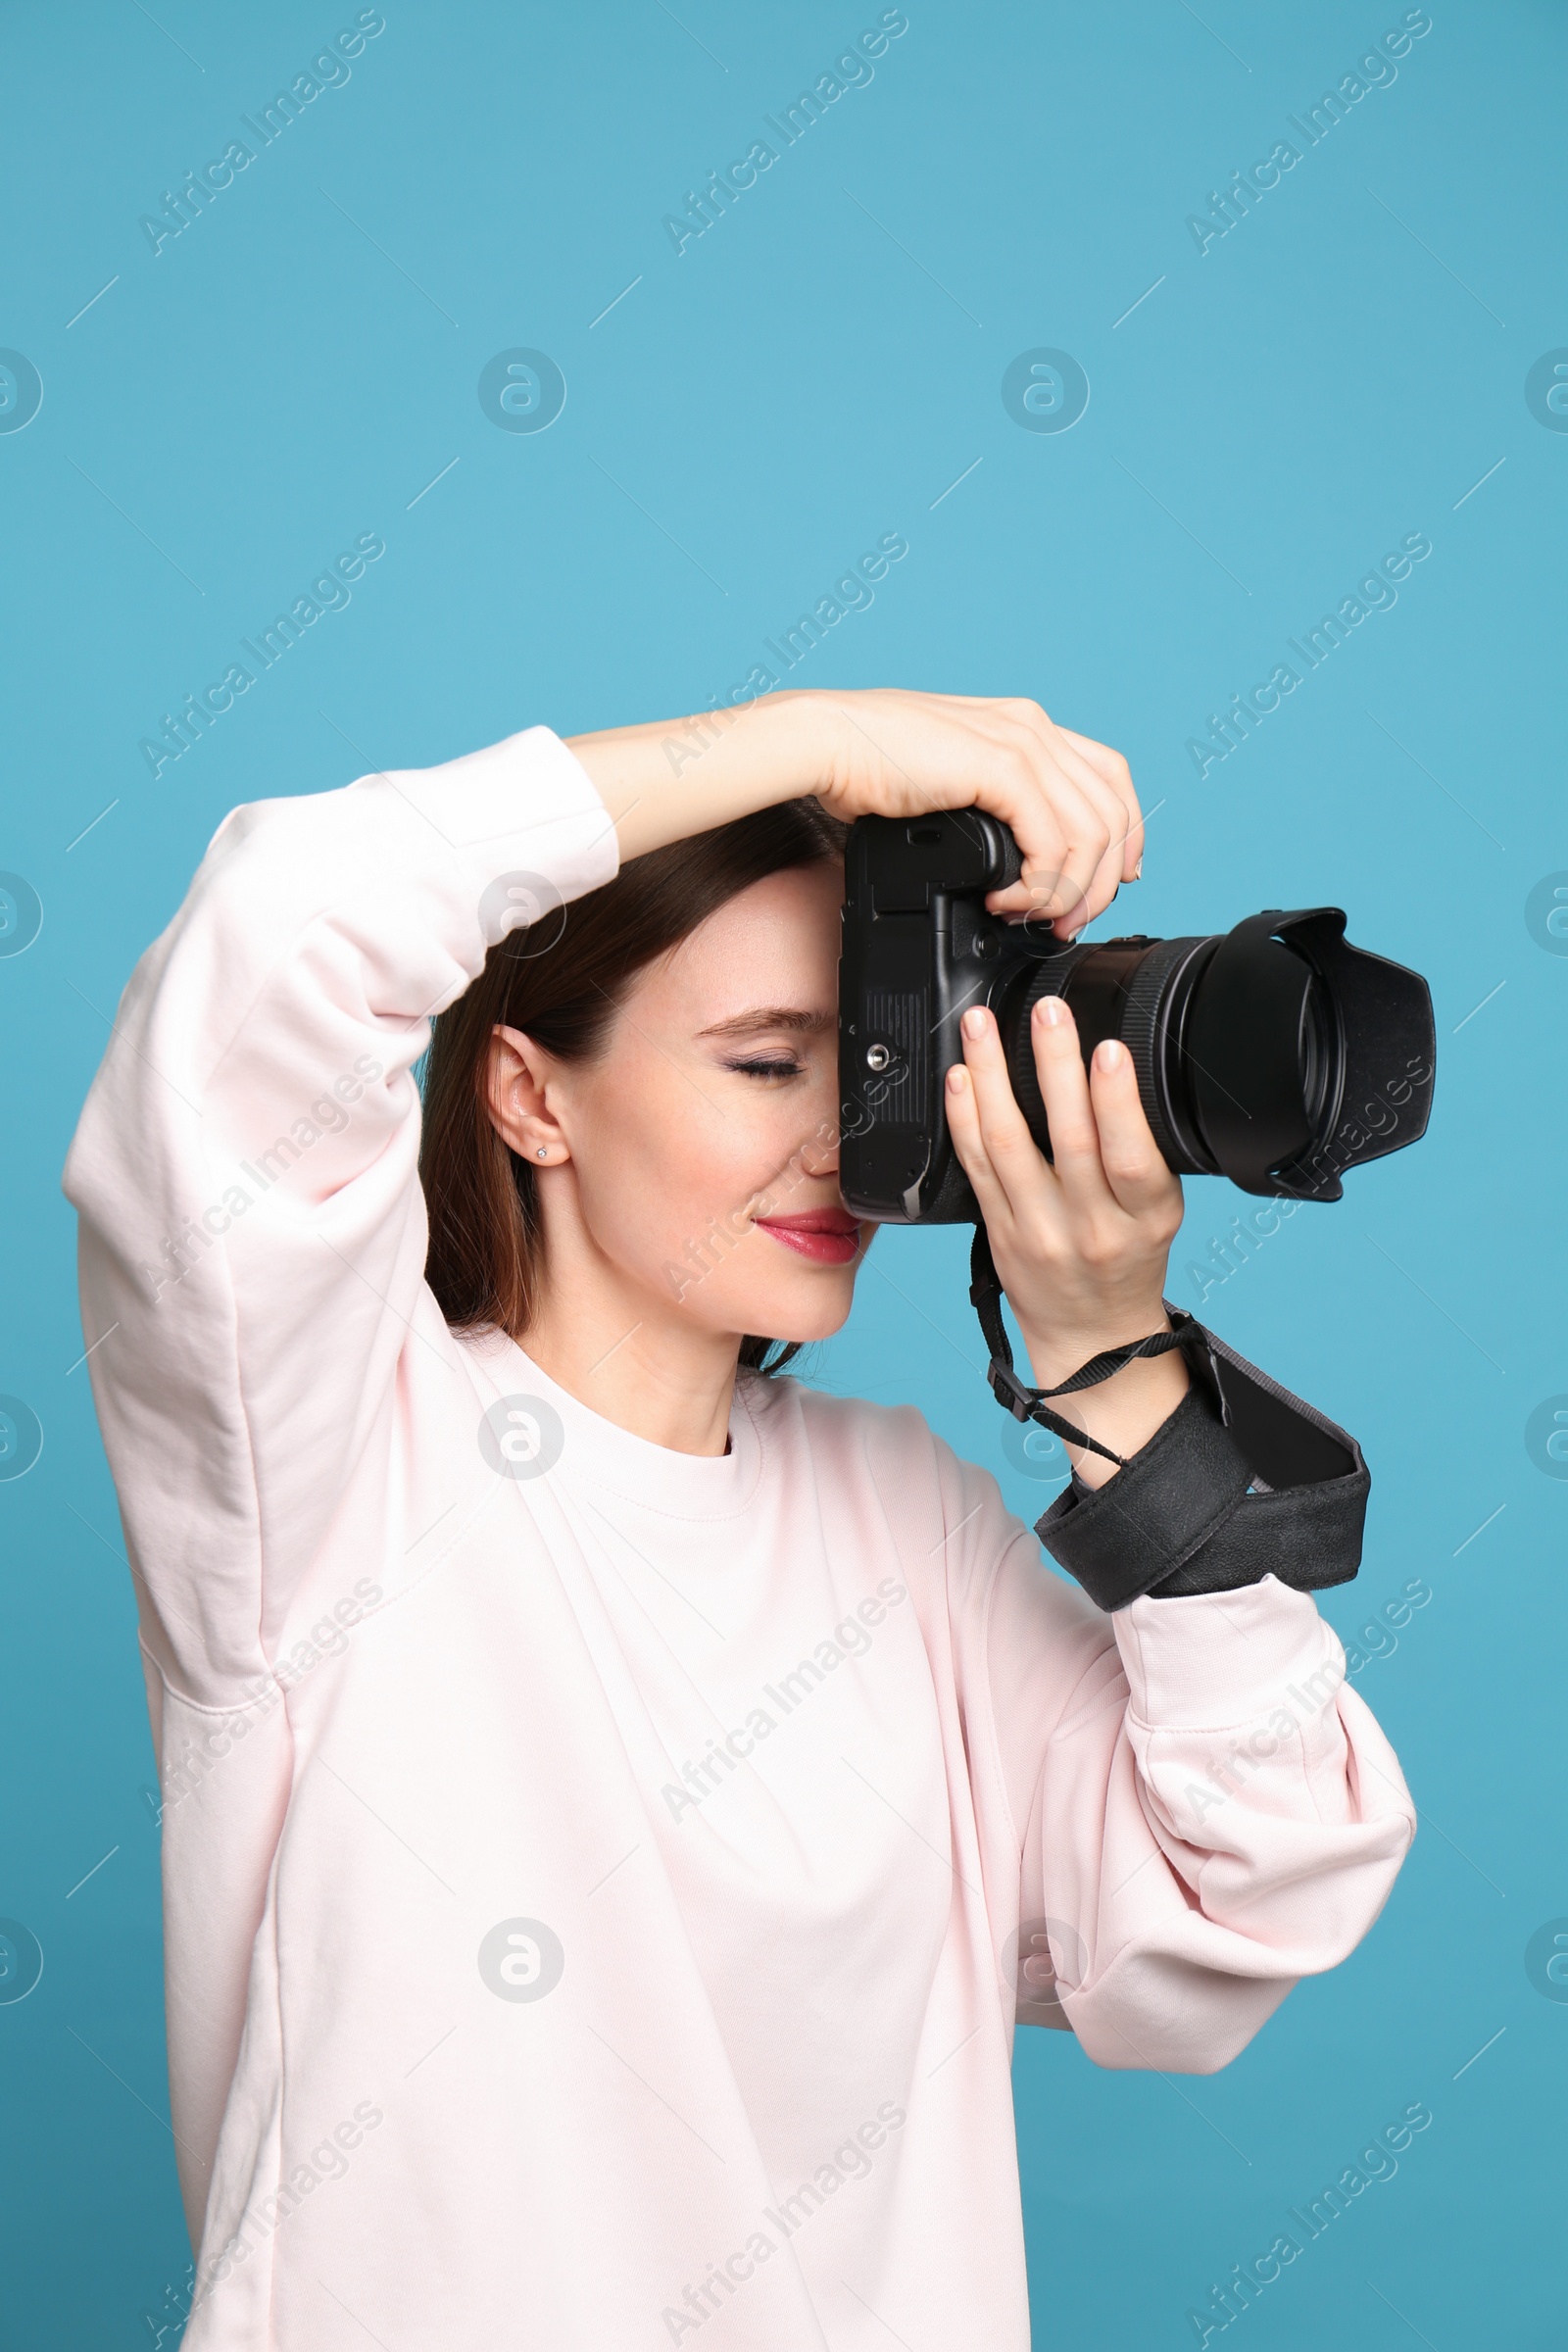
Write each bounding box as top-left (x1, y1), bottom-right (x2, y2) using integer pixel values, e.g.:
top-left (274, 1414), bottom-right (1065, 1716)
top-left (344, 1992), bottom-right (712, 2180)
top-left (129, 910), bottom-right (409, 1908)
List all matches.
top-left (957, 1004), bottom-right (1057, 1220)
top-left (1028, 995), bottom-right (1116, 1214)
top-left (943, 1058), bottom-right (1015, 1236)
top-left (982, 752), bottom-right (1112, 926)
top-left (974, 706), bottom-right (1127, 928)
top-left (1024, 729), bottom-right (1132, 934)
top-left (1054, 725), bottom-right (1145, 882)
top-left (979, 781), bottom-right (1076, 924)
top-left (1088, 1037), bottom-right (1183, 1220)
top-left (995, 708), bottom-right (1137, 930)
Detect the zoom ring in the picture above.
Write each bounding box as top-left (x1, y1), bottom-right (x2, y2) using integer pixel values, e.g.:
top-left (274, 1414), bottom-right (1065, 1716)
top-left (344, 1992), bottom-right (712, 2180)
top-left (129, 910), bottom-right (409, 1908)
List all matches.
top-left (1004, 950), bottom-right (1091, 1155)
top-left (1121, 936), bottom-right (1215, 1176)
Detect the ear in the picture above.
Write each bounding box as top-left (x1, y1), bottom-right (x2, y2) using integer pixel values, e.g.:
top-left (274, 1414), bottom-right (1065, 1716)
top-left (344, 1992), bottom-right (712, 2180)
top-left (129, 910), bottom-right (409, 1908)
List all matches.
top-left (484, 1025), bottom-right (571, 1168)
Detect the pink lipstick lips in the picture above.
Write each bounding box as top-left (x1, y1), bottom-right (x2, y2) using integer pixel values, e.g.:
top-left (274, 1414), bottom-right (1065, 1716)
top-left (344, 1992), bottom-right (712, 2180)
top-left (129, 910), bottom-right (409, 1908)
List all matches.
top-left (753, 1207), bottom-right (864, 1266)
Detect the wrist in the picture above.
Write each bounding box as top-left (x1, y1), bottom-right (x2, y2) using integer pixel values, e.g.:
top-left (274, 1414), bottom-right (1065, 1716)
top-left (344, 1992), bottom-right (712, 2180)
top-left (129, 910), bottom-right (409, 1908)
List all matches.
top-left (568, 694), bottom-right (815, 861)
top-left (756, 687), bottom-right (836, 793)
top-left (1017, 1309), bottom-right (1187, 1494)
top-left (1016, 1303), bottom-right (1174, 1390)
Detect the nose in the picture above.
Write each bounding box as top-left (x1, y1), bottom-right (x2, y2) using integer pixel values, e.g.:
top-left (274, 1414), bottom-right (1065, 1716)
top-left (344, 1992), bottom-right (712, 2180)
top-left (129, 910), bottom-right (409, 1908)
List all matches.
top-left (799, 1063), bottom-right (841, 1181)
top-left (799, 1125), bottom-right (840, 1181)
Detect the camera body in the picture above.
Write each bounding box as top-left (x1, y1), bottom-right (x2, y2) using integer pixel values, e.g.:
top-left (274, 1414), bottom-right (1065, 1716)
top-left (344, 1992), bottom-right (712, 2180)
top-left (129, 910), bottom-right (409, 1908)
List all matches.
top-left (838, 811), bottom-right (1435, 1223)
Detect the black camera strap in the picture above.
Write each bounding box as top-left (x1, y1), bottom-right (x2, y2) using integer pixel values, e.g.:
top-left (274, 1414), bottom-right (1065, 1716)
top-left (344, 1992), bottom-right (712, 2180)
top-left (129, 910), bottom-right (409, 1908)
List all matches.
top-left (966, 1222), bottom-right (1371, 1610)
top-left (967, 1224), bottom-right (1200, 1469)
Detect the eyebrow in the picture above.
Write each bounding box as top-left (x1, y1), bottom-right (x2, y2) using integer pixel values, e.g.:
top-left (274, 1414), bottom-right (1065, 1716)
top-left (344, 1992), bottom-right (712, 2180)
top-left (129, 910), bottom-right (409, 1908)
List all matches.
top-left (696, 1006), bottom-right (834, 1041)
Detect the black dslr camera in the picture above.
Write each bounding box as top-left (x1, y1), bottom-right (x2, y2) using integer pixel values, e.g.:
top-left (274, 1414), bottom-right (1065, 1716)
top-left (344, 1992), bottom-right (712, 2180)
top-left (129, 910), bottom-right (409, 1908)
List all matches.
top-left (838, 812), bottom-right (1435, 1223)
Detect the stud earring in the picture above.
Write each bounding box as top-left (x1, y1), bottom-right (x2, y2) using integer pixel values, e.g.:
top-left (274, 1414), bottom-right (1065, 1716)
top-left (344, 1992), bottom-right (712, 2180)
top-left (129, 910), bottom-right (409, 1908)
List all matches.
top-left (536, 1147), bottom-right (549, 1161)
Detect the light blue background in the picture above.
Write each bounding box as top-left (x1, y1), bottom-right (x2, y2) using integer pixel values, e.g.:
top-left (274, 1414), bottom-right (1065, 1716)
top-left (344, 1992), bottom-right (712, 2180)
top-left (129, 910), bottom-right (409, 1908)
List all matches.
top-left (2, 2), bottom-right (1563, 2343)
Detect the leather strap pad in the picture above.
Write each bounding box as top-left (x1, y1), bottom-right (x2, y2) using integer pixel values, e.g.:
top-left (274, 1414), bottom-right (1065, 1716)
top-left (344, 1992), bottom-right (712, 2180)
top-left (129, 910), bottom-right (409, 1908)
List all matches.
top-left (1032, 1306), bottom-right (1369, 1612)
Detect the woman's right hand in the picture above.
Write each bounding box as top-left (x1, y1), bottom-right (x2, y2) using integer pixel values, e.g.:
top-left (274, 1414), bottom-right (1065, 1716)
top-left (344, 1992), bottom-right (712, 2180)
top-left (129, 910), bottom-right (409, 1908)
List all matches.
top-left (797, 688), bottom-right (1143, 936)
top-left (567, 685), bottom-right (1144, 939)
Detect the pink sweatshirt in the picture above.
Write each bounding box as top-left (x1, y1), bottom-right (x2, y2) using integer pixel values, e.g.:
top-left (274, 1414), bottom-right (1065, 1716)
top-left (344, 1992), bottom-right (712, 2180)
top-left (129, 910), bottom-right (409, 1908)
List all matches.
top-left (63, 726), bottom-right (1416, 2351)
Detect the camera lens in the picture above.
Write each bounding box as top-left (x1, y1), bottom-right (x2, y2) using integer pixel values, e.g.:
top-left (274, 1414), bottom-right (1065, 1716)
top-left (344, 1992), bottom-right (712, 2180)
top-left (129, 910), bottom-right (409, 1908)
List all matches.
top-left (1001, 938), bottom-right (1220, 1174)
top-left (997, 912), bottom-right (1428, 1200)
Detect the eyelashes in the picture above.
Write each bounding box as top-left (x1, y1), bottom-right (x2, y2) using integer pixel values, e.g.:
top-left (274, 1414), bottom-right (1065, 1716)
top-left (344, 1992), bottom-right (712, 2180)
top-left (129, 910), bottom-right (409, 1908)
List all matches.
top-left (724, 1056), bottom-right (806, 1082)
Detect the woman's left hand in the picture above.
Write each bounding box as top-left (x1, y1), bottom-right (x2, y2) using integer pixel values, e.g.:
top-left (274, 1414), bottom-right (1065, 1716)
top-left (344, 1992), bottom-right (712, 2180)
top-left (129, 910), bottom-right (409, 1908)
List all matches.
top-left (945, 993), bottom-right (1189, 1486)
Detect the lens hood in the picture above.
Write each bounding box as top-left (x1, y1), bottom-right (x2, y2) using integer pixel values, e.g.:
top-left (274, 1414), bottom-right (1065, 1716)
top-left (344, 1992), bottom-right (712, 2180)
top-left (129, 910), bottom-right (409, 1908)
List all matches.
top-left (1185, 908), bottom-right (1434, 1200)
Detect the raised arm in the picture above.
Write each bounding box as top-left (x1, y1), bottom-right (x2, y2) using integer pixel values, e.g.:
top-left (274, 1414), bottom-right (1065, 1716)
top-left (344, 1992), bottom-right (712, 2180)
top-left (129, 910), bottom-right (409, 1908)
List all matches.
top-left (62, 728), bottom-right (617, 1700)
top-left (569, 687), bottom-right (1145, 934)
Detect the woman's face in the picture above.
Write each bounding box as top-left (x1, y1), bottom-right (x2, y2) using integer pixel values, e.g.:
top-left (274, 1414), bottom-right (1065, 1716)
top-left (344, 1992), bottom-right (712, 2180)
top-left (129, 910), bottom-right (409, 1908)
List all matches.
top-left (507, 860), bottom-right (873, 1347)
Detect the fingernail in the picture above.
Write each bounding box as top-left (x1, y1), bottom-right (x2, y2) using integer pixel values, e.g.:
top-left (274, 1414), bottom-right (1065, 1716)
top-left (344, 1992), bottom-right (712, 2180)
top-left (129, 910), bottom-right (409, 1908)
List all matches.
top-left (947, 1063), bottom-right (969, 1093)
top-left (1095, 1038), bottom-right (1125, 1073)
top-left (962, 1007), bottom-right (985, 1040)
top-left (1038, 996), bottom-right (1064, 1028)
top-left (1132, 856), bottom-right (1144, 880)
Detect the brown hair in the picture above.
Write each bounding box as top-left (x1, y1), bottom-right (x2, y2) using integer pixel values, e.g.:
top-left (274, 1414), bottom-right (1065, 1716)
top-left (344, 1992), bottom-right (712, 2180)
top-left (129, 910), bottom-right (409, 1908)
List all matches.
top-left (419, 799), bottom-right (847, 1372)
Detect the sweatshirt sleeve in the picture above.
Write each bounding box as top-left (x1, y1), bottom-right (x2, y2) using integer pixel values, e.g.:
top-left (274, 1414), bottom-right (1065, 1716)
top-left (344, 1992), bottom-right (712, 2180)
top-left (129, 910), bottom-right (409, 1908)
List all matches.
top-left (951, 1453), bottom-right (1416, 2075)
top-left (61, 727), bottom-right (617, 1705)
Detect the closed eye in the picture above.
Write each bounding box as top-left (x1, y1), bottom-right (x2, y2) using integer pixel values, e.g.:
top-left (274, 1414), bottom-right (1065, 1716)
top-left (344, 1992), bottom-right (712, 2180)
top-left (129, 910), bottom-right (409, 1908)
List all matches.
top-left (724, 1055), bottom-right (805, 1081)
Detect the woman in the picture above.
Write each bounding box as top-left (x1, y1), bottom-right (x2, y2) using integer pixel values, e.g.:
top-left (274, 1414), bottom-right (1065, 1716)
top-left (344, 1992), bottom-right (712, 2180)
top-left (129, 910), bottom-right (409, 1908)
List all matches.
top-left (65, 688), bottom-right (1413, 2350)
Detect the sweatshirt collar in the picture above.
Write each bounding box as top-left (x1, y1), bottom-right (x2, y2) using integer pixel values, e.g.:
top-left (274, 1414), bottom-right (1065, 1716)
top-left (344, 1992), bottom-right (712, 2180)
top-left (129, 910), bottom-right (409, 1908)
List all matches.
top-left (481, 1335), bottom-right (769, 1522)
